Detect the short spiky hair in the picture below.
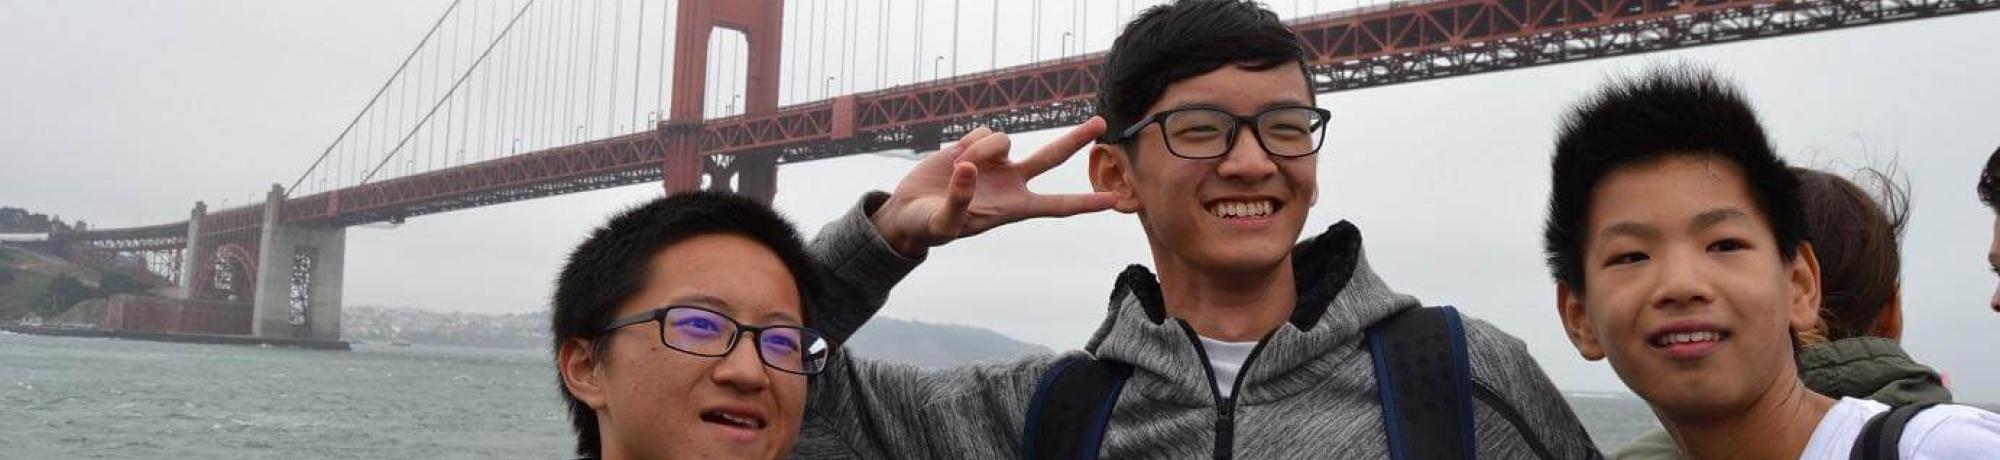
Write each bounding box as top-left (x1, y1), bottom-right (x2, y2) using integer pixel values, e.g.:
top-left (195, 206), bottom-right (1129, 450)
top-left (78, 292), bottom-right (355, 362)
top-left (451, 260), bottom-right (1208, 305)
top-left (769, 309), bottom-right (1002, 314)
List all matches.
top-left (1981, 145), bottom-right (2000, 210)
top-left (1096, 0), bottom-right (1309, 145)
top-left (1543, 66), bottom-right (1806, 289)
top-left (550, 191), bottom-right (817, 458)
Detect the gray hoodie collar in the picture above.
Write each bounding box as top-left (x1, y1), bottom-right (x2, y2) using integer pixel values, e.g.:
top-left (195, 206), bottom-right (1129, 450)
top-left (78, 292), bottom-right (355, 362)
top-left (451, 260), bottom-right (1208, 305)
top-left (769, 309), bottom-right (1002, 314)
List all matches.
top-left (1084, 221), bottom-right (1422, 406)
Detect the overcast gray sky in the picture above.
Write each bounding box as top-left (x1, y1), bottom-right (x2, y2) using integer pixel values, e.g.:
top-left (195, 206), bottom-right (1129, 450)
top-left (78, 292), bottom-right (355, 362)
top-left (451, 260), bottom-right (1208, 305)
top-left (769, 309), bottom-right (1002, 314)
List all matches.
top-left (3, 1), bottom-right (1997, 402)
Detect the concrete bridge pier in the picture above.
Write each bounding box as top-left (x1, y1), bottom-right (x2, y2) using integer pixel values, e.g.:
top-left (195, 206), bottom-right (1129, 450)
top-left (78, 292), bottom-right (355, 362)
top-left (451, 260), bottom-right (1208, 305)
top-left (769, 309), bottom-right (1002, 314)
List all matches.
top-left (174, 201), bottom-right (205, 300)
top-left (249, 184), bottom-right (345, 340)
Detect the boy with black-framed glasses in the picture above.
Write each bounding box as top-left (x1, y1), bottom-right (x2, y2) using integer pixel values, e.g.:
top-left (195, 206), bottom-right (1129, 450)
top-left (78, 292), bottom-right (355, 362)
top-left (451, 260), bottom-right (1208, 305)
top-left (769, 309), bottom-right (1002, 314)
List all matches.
top-left (550, 191), bottom-right (841, 460)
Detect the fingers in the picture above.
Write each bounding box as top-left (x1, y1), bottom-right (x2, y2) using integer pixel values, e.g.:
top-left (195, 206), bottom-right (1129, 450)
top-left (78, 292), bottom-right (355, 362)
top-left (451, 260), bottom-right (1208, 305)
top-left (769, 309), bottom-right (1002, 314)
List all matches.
top-left (1024, 191), bottom-right (1119, 218)
top-left (1018, 117), bottom-right (1107, 177)
top-left (928, 162), bottom-right (979, 239)
top-left (937, 126), bottom-right (996, 163)
top-left (959, 130), bottom-right (1014, 165)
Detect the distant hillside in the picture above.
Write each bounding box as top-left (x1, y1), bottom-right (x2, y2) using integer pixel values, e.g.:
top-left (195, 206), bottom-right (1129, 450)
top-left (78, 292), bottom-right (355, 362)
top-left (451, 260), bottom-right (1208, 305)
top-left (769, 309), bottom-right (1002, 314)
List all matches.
top-left (344, 305), bottom-right (548, 349)
top-left (0, 244), bottom-right (153, 323)
top-left (845, 317), bottom-right (1051, 367)
top-left (342, 305), bottom-right (1048, 367)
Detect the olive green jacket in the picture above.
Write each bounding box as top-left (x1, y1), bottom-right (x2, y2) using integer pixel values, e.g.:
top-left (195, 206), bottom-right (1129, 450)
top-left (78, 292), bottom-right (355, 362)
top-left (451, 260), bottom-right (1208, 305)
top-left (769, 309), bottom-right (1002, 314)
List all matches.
top-left (1609, 337), bottom-right (1953, 459)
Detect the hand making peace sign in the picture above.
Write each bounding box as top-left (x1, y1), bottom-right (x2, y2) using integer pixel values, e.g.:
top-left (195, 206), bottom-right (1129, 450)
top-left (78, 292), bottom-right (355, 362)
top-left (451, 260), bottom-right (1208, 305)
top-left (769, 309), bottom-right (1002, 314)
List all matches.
top-left (870, 117), bottom-right (1119, 257)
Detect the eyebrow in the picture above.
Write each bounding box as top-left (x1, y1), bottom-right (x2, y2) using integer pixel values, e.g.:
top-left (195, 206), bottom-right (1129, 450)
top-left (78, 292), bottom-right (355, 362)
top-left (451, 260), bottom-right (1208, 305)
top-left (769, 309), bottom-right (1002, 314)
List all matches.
top-left (670, 293), bottom-right (802, 326)
top-left (1158, 98), bottom-right (1316, 114)
top-left (1689, 207), bottom-right (1751, 231)
top-left (1598, 221), bottom-right (1659, 241)
top-left (1596, 207), bottom-right (1754, 243)
top-left (670, 293), bottom-right (734, 311)
top-left (761, 311), bottom-right (804, 327)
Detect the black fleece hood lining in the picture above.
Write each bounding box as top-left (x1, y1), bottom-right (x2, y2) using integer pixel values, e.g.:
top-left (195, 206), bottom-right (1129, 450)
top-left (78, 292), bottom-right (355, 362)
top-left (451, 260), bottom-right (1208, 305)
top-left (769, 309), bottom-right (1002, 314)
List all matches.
top-left (1112, 221), bottom-right (1363, 332)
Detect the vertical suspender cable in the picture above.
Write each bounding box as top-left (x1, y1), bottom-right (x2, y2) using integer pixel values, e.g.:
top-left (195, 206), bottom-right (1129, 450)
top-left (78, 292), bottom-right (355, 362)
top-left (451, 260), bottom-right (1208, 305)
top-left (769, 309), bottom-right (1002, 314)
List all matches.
top-left (610, 0), bottom-right (624, 131)
top-left (452, 3), bottom-right (467, 167)
top-left (568, 0), bottom-right (587, 142)
top-left (632, 0), bottom-right (646, 125)
top-left (732, 34), bottom-right (740, 113)
top-left (878, 0), bottom-right (888, 89)
top-left (534, 0), bottom-right (549, 148)
top-left (990, 0), bottom-right (997, 71)
top-left (716, 32), bottom-right (724, 115)
top-left (913, 0), bottom-right (924, 83)
top-left (447, 3), bottom-right (463, 168)
top-left (843, 0), bottom-right (855, 93)
top-left (360, 0), bottom-right (537, 185)
top-left (586, 0), bottom-right (602, 137)
top-left (668, 0), bottom-right (684, 118)
top-left (286, 0), bottom-right (466, 195)
top-left (951, 0), bottom-right (959, 77)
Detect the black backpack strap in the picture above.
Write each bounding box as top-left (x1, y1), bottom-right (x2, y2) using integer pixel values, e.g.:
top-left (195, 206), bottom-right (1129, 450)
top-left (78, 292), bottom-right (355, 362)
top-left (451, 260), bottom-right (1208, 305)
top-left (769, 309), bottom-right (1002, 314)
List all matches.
top-left (1849, 402), bottom-right (1942, 460)
top-left (1022, 355), bottom-right (1134, 460)
top-left (1367, 306), bottom-right (1476, 460)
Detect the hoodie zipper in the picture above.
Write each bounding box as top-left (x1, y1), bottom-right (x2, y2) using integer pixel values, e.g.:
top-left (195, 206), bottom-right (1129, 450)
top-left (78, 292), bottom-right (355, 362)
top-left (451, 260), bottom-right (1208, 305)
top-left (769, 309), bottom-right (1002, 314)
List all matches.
top-left (1177, 322), bottom-right (1273, 460)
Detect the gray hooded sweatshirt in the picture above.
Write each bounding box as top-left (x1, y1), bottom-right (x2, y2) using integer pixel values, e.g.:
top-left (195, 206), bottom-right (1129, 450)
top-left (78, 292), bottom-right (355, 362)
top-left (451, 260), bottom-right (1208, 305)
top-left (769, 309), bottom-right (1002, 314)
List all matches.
top-left (797, 195), bottom-right (1601, 459)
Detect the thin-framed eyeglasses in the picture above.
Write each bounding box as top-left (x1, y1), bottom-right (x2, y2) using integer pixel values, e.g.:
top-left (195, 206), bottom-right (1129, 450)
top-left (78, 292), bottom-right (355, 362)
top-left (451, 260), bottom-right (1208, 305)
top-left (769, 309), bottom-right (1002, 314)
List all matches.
top-left (598, 305), bottom-right (837, 375)
top-left (1111, 106), bottom-right (1332, 159)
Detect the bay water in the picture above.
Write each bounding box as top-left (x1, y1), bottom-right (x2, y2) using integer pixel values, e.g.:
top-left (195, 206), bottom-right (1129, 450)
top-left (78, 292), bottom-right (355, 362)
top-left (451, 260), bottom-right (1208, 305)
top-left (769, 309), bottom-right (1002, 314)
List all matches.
top-left (1, 331), bottom-right (1664, 459)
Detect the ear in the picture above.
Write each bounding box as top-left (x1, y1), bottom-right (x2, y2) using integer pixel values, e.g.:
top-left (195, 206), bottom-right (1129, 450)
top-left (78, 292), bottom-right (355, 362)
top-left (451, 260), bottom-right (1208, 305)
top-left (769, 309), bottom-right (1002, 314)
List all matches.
top-left (1786, 242), bottom-right (1825, 335)
top-left (558, 337), bottom-right (611, 411)
top-left (1556, 282), bottom-right (1605, 361)
top-left (1089, 144), bottom-right (1142, 213)
top-left (1870, 284), bottom-right (1903, 340)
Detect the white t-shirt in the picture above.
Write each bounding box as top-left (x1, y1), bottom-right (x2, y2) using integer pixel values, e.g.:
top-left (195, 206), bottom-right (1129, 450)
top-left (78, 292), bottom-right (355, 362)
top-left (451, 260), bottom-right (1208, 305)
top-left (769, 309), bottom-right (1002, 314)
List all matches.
top-left (1800, 397), bottom-right (2000, 459)
top-left (1197, 335), bottom-right (1258, 399)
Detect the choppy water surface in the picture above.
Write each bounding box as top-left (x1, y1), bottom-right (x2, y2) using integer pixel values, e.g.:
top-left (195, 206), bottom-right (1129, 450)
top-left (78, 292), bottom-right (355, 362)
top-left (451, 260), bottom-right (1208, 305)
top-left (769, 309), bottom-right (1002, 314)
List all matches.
top-left (1, 332), bottom-right (570, 459)
top-left (2, 331), bottom-right (1670, 458)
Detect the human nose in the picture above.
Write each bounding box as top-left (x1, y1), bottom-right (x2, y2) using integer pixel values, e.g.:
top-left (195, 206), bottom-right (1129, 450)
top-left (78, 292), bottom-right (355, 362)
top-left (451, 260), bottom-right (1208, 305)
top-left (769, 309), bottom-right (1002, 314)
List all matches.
top-left (709, 332), bottom-right (772, 393)
top-left (1215, 123), bottom-right (1278, 182)
top-left (1650, 251), bottom-right (1715, 311)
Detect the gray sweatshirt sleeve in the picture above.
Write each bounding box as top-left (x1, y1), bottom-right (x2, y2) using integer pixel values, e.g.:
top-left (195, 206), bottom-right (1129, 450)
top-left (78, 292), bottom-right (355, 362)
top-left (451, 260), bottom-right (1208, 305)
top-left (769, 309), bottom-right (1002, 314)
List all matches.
top-left (796, 352), bottom-right (1065, 459)
top-left (805, 191), bottom-right (922, 342)
top-left (794, 191), bottom-right (1060, 459)
top-left (1462, 317), bottom-right (1606, 460)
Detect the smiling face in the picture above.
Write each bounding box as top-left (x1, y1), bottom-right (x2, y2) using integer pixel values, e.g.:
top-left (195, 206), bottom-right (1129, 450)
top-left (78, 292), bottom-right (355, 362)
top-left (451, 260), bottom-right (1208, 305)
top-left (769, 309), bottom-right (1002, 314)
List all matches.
top-left (586, 233), bottom-right (807, 460)
top-left (1556, 155), bottom-right (1820, 421)
top-left (1091, 63), bottom-right (1319, 277)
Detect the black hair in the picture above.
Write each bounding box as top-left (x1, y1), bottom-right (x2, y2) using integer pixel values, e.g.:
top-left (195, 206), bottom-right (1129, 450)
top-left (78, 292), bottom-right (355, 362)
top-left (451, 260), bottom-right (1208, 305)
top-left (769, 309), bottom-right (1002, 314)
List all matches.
top-left (550, 191), bottom-right (818, 458)
top-left (1096, 0), bottom-right (1309, 145)
top-left (1981, 145), bottom-right (2000, 210)
top-left (1543, 66), bottom-right (1806, 289)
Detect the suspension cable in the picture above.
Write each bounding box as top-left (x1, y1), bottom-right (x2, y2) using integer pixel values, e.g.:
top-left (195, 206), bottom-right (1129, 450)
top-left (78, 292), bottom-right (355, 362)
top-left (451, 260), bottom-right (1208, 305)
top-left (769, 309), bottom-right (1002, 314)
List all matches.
top-left (631, 0), bottom-right (645, 126)
top-left (285, 0), bottom-right (466, 196)
top-left (361, 0), bottom-right (538, 185)
top-left (609, 0), bottom-right (624, 131)
top-left (657, 0), bottom-right (670, 119)
top-left (585, 0), bottom-right (602, 138)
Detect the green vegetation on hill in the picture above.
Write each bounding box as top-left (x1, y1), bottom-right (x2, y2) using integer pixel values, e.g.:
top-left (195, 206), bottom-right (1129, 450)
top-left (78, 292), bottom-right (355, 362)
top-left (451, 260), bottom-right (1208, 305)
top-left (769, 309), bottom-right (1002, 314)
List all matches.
top-left (0, 244), bottom-right (148, 321)
top-left (0, 206), bottom-right (77, 233)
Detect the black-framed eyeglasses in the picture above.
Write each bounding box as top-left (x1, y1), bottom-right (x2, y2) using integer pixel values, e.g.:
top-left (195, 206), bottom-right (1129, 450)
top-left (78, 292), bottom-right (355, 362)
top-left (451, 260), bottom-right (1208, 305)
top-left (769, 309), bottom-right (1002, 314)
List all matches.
top-left (599, 305), bottom-right (837, 375)
top-left (1112, 106), bottom-right (1332, 159)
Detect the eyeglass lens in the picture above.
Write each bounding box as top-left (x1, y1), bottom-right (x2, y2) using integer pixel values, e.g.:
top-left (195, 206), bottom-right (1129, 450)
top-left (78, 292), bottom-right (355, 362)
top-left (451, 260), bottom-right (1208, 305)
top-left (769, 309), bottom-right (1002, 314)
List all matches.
top-left (1160, 107), bottom-right (1326, 158)
top-left (661, 306), bottom-right (832, 374)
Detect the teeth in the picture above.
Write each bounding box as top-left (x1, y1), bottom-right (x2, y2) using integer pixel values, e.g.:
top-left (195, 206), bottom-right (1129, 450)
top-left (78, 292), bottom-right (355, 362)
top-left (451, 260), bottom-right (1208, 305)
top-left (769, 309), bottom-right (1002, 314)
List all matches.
top-left (1209, 200), bottom-right (1274, 219)
top-left (1655, 331), bottom-right (1721, 347)
top-left (710, 412), bottom-right (762, 428)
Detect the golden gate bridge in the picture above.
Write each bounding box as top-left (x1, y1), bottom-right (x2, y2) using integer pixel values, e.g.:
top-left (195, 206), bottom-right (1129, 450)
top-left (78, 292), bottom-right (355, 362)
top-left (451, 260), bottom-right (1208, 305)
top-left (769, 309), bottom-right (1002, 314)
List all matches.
top-left (41, 0), bottom-right (2000, 342)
